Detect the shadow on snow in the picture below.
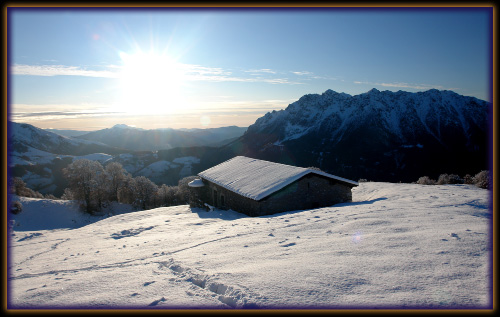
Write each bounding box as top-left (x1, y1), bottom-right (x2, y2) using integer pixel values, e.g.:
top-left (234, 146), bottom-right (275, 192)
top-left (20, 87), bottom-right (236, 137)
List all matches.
top-left (189, 198), bottom-right (388, 220)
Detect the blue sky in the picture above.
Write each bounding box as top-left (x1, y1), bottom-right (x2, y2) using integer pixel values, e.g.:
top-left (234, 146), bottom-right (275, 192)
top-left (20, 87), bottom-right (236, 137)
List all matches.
top-left (9, 7), bottom-right (492, 130)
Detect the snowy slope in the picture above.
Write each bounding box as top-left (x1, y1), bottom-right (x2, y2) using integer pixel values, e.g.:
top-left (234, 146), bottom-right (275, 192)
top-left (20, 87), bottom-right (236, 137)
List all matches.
top-left (8, 182), bottom-right (491, 309)
top-left (135, 160), bottom-right (181, 179)
top-left (8, 196), bottom-right (136, 231)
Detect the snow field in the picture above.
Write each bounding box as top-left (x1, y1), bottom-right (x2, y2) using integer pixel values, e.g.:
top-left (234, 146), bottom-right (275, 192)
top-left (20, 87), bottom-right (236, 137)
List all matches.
top-left (8, 182), bottom-right (491, 309)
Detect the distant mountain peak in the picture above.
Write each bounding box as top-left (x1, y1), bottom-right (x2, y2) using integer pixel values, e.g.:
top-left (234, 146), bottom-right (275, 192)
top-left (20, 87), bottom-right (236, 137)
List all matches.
top-left (111, 124), bottom-right (140, 130)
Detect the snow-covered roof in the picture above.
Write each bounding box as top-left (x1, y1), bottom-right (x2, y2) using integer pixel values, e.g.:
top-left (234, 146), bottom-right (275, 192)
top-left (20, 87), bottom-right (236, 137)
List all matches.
top-left (188, 178), bottom-right (205, 188)
top-left (198, 156), bottom-right (358, 201)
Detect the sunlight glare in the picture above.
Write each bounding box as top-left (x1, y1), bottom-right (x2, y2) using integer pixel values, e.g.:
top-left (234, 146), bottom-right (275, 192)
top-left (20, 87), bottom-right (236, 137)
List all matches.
top-left (117, 51), bottom-right (187, 115)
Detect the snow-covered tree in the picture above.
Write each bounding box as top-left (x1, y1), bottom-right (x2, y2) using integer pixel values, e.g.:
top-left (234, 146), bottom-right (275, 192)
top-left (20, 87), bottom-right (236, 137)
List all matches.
top-left (177, 176), bottom-right (197, 204)
top-left (63, 159), bottom-right (105, 214)
top-left (132, 176), bottom-right (158, 210)
top-left (10, 201), bottom-right (22, 214)
top-left (437, 173), bottom-right (463, 185)
top-left (93, 168), bottom-right (111, 211)
top-left (117, 176), bottom-right (135, 205)
top-left (9, 177), bottom-right (44, 198)
top-left (473, 170), bottom-right (490, 189)
top-left (463, 174), bottom-right (474, 184)
top-left (105, 162), bottom-right (129, 202)
top-left (155, 184), bottom-right (177, 207)
top-left (417, 176), bottom-right (436, 185)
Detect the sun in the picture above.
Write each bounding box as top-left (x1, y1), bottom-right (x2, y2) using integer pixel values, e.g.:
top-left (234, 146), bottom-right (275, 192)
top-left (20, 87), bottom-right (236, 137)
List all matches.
top-left (116, 51), bottom-right (187, 115)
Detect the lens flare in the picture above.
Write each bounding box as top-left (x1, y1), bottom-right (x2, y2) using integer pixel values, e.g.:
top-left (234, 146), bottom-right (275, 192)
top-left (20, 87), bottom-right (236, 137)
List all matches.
top-left (352, 231), bottom-right (363, 244)
top-left (200, 116), bottom-right (211, 126)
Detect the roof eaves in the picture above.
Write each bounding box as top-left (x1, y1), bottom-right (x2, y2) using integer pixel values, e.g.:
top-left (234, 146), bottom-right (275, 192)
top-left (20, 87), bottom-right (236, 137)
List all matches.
top-left (309, 170), bottom-right (359, 187)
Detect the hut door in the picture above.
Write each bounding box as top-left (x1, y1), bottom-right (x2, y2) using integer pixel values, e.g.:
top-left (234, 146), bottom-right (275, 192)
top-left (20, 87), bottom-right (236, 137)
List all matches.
top-left (213, 189), bottom-right (218, 207)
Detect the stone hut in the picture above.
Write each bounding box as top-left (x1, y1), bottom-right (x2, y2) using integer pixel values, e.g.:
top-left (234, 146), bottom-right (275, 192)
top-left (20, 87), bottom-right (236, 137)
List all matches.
top-left (188, 156), bottom-right (358, 217)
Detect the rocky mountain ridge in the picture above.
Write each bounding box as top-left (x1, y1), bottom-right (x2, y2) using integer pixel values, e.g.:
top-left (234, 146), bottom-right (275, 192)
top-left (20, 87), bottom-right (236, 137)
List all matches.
top-left (233, 88), bottom-right (489, 182)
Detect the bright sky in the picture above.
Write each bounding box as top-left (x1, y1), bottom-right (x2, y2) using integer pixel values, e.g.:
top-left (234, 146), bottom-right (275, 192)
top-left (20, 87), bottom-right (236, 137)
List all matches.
top-left (8, 7), bottom-right (492, 131)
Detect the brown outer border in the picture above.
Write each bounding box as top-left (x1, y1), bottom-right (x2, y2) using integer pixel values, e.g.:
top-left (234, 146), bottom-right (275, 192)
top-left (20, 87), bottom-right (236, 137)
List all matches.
top-left (2, 2), bottom-right (496, 314)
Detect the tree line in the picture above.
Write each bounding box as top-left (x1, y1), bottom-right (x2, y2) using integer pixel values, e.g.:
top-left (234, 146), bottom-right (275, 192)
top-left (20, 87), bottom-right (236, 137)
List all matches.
top-left (415, 171), bottom-right (490, 188)
top-left (10, 159), bottom-right (196, 215)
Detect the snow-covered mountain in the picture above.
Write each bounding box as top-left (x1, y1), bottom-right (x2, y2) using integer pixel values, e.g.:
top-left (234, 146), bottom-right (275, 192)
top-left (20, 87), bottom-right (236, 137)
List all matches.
top-left (232, 89), bottom-right (489, 182)
top-left (76, 124), bottom-right (247, 151)
top-left (10, 122), bottom-right (125, 158)
top-left (44, 128), bottom-right (92, 138)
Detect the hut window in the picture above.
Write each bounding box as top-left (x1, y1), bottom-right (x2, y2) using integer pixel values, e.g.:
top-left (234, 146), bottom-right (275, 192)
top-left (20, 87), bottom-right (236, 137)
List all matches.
top-left (213, 189), bottom-right (218, 207)
top-left (220, 194), bottom-right (225, 207)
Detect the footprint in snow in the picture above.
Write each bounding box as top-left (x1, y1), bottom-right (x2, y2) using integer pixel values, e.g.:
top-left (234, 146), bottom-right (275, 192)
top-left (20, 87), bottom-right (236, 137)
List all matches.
top-left (143, 281), bottom-right (155, 286)
top-left (17, 232), bottom-right (43, 242)
top-left (148, 297), bottom-right (166, 306)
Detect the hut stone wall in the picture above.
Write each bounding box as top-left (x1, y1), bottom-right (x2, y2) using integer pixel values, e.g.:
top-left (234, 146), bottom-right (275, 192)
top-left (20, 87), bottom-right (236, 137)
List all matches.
top-left (190, 174), bottom-right (354, 216)
top-left (257, 174), bottom-right (352, 216)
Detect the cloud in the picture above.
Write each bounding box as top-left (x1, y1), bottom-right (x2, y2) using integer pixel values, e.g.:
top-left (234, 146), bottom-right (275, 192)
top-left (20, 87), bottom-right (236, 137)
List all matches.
top-left (10, 103), bottom-right (123, 122)
top-left (11, 64), bottom-right (119, 78)
top-left (182, 64), bottom-right (233, 76)
top-left (245, 68), bottom-right (277, 74)
top-left (11, 111), bottom-right (121, 118)
top-left (184, 74), bottom-right (303, 85)
top-left (291, 71), bottom-right (313, 76)
top-left (12, 63), bottom-right (306, 85)
top-left (353, 80), bottom-right (452, 91)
